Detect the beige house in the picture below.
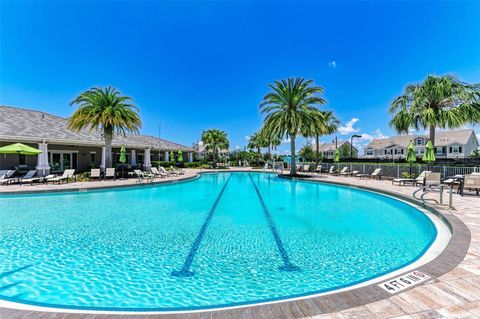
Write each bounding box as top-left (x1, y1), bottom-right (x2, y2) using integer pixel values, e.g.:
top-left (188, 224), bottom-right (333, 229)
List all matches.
top-left (0, 106), bottom-right (195, 175)
top-left (193, 141), bottom-right (229, 159)
top-left (313, 141), bottom-right (359, 159)
top-left (364, 129), bottom-right (479, 160)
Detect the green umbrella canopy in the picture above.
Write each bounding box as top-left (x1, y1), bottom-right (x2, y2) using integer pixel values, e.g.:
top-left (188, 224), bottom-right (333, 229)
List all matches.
top-left (177, 150), bottom-right (183, 162)
top-left (119, 145), bottom-right (127, 163)
top-left (0, 143), bottom-right (42, 155)
top-left (406, 141), bottom-right (417, 163)
top-left (170, 151), bottom-right (175, 162)
top-left (333, 149), bottom-right (340, 163)
top-left (422, 140), bottom-right (436, 163)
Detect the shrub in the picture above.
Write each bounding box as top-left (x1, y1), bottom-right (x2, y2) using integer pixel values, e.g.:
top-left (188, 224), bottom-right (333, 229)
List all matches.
top-left (184, 162), bottom-right (202, 168)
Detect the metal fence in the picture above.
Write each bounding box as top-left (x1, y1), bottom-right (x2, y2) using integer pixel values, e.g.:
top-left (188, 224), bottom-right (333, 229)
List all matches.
top-left (314, 162), bottom-right (480, 178)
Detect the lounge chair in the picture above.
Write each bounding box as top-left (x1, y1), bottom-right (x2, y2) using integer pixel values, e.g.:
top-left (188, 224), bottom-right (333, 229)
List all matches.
top-left (18, 170), bottom-right (42, 185)
top-left (342, 169), bottom-right (358, 177)
top-left (302, 164), bottom-right (311, 173)
top-left (104, 168), bottom-right (116, 180)
top-left (133, 169), bottom-right (154, 182)
top-left (424, 172), bottom-right (441, 188)
top-left (46, 169), bottom-right (76, 184)
top-left (327, 166), bottom-right (336, 175)
top-left (0, 170), bottom-right (16, 185)
top-left (413, 171), bottom-right (431, 187)
top-left (338, 167), bottom-right (349, 176)
top-left (158, 166), bottom-right (171, 177)
top-left (357, 168), bottom-right (382, 180)
top-left (90, 169), bottom-right (101, 181)
top-left (273, 163), bottom-right (284, 173)
top-left (463, 174), bottom-right (480, 195)
top-left (170, 166), bottom-right (184, 175)
top-left (151, 167), bottom-right (167, 178)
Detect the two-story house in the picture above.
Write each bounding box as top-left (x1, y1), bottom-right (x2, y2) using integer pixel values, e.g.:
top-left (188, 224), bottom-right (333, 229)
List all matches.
top-left (364, 129), bottom-right (479, 160)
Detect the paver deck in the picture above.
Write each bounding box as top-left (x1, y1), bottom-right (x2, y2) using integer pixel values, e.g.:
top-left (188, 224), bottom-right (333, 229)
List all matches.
top-left (0, 168), bottom-right (479, 318)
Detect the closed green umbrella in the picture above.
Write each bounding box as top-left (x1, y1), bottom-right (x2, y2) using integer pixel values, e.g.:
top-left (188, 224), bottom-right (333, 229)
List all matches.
top-left (0, 143), bottom-right (42, 155)
top-left (406, 141), bottom-right (416, 176)
top-left (422, 140), bottom-right (436, 164)
top-left (177, 150), bottom-right (183, 162)
top-left (170, 151), bottom-right (175, 162)
top-left (333, 149), bottom-right (340, 163)
top-left (119, 145), bottom-right (126, 178)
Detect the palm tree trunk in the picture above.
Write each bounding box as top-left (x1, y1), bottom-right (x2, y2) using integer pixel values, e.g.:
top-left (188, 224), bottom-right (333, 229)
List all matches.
top-left (290, 135), bottom-right (296, 175)
top-left (268, 144), bottom-right (271, 160)
top-left (212, 148), bottom-right (217, 168)
top-left (104, 130), bottom-right (113, 168)
top-left (315, 134), bottom-right (320, 167)
top-left (429, 125), bottom-right (436, 147)
top-left (257, 148), bottom-right (260, 165)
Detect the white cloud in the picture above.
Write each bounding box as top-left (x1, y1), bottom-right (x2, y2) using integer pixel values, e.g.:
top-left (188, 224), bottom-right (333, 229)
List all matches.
top-left (328, 60), bottom-right (337, 68)
top-left (244, 135), bottom-right (250, 141)
top-left (282, 137), bottom-right (291, 144)
top-left (338, 118), bottom-right (360, 135)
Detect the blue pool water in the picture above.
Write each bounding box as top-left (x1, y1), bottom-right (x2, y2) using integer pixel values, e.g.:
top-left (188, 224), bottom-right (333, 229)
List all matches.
top-left (0, 172), bottom-right (437, 310)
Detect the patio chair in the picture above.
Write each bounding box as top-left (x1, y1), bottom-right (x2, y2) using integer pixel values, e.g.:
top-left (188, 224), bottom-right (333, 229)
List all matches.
top-left (104, 168), bottom-right (116, 180)
top-left (0, 170), bottom-right (16, 185)
top-left (90, 169), bottom-right (101, 181)
top-left (273, 163), bottom-right (284, 173)
top-left (328, 166), bottom-right (335, 175)
top-left (338, 167), bottom-right (349, 176)
top-left (18, 170), bottom-right (42, 185)
top-left (413, 171), bottom-right (431, 187)
top-left (170, 166), bottom-right (184, 175)
top-left (151, 167), bottom-right (167, 178)
top-left (46, 169), bottom-right (76, 184)
top-left (357, 168), bottom-right (382, 180)
top-left (158, 166), bottom-right (171, 177)
top-left (424, 172), bottom-right (441, 188)
top-left (133, 169), bottom-right (154, 182)
top-left (463, 174), bottom-right (480, 195)
top-left (303, 164), bottom-right (311, 173)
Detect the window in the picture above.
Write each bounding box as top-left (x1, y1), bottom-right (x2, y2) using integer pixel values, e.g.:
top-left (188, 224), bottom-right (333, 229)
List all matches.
top-left (416, 139), bottom-right (423, 145)
top-left (366, 149), bottom-right (373, 156)
top-left (436, 147), bottom-right (443, 154)
top-left (90, 152), bottom-right (96, 163)
top-left (451, 146), bottom-right (463, 154)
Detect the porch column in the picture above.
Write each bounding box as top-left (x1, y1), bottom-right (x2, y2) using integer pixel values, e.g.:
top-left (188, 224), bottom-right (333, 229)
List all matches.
top-left (164, 150), bottom-right (169, 162)
top-left (100, 147), bottom-right (106, 172)
top-left (144, 148), bottom-right (151, 170)
top-left (188, 152), bottom-right (193, 162)
top-left (131, 150), bottom-right (137, 166)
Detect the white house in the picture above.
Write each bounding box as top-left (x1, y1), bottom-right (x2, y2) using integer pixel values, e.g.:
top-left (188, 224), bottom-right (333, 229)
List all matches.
top-left (193, 141), bottom-right (229, 159)
top-left (313, 141), bottom-right (358, 159)
top-left (364, 129), bottom-right (479, 160)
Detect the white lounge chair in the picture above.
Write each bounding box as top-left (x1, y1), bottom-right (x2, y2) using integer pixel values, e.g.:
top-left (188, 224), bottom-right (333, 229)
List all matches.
top-left (90, 169), bottom-right (101, 181)
top-left (46, 169), bottom-right (76, 184)
top-left (19, 170), bottom-right (41, 185)
top-left (151, 167), bottom-right (167, 178)
top-left (328, 166), bottom-right (335, 174)
top-left (0, 170), bottom-right (16, 185)
top-left (357, 168), bottom-right (382, 180)
top-left (424, 172), bottom-right (441, 188)
top-left (133, 169), bottom-right (154, 182)
top-left (464, 174), bottom-right (480, 195)
top-left (413, 171), bottom-right (431, 187)
top-left (104, 168), bottom-right (116, 180)
top-left (338, 167), bottom-right (349, 175)
top-left (158, 166), bottom-right (171, 177)
top-left (169, 166), bottom-right (184, 175)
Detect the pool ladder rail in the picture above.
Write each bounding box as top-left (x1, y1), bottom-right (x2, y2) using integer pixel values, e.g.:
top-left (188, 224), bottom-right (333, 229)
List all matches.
top-left (413, 184), bottom-right (454, 209)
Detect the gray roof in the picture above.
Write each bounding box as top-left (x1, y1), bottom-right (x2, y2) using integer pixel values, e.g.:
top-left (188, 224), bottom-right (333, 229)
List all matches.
top-left (0, 106), bottom-right (194, 151)
top-left (366, 129), bottom-right (476, 149)
top-left (317, 141), bottom-right (357, 152)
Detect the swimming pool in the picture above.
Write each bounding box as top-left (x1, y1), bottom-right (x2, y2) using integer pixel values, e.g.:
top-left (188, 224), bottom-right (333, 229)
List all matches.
top-left (0, 172), bottom-right (442, 311)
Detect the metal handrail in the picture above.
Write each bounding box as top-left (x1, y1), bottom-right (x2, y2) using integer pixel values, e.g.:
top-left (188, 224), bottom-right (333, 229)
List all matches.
top-left (413, 183), bottom-right (453, 208)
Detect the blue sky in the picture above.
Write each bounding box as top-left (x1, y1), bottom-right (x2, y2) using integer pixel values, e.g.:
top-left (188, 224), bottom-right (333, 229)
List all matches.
top-left (1, 1), bottom-right (479, 154)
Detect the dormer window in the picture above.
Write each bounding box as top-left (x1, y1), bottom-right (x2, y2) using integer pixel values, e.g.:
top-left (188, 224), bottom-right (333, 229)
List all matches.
top-left (415, 138), bottom-right (423, 145)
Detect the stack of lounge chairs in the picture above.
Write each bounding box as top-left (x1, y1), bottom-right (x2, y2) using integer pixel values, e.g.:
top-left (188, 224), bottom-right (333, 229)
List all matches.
top-left (0, 170), bottom-right (16, 185)
top-left (151, 167), bottom-right (167, 178)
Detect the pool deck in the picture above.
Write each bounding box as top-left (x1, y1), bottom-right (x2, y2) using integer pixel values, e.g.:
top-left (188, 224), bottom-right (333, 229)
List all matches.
top-left (0, 168), bottom-right (479, 318)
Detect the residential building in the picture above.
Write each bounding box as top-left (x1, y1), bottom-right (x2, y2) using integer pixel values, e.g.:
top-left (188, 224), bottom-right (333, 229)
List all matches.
top-left (193, 141), bottom-right (229, 159)
top-left (0, 106), bottom-right (195, 174)
top-left (364, 129), bottom-right (479, 160)
top-left (313, 141), bottom-right (358, 159)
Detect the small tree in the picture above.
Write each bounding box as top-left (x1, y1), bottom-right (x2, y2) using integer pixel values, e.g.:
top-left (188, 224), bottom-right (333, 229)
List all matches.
top-left (201, 129), bottom-right (229, 168)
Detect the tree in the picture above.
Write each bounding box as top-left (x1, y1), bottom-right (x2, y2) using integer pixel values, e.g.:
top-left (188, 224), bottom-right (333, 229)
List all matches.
top-left (68, 86), bottom-right (141, 169)
top-left (260, 78), bottom-right (327, 175)
top-left (470, 149), bottom-right (480, 159)
top-left (390, 75), bottom-right (480, 147)
top-left (307, 111), bottom-right (339, 166)
top-left (299, 143), bottom-right (315, 162)
top-left (247, 132), bottom-right (266, 165)
top-left (201, 129), bottom-right (229, 168)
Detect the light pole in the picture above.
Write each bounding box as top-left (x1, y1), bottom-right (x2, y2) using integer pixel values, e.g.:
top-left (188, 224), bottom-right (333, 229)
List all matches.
top-left (350, 134), bottom-right (361, 159)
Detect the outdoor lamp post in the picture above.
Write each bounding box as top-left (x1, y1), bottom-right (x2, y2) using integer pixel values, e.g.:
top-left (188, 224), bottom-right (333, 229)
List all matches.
top-left (350, 134), bottom-right (361, 159)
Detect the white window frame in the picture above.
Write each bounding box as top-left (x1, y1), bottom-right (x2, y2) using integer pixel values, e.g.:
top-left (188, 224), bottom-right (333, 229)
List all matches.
top-left (49, 150), bottom-right (78, 171)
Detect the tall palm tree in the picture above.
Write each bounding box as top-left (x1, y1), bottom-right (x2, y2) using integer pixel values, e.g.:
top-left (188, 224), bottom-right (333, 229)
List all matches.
top-left (308, 111), bottom-right (339, 166)
top-left (260, 77), bottom-right (327, 175)
top-left (68, 86), bottom-right (141, 169)
top-left (390, 75), bottom-right (480, 146)
top-left (201, 129), bottom-right (229, 168)
top-left (247, 132), bottom-right (267, 165)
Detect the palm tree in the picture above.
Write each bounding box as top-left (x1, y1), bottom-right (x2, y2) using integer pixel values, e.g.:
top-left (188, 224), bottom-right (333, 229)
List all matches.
top-left (247, 132), bottom-right (266, 165)
top-left (260, 77), bottom-right (327, 175)
top-left (308, 111), bottom-right (339, 166)
top-left (201, 129), bottom-right (229, 168)
top-left (68, 86), bottom-right (141, 169)
top-left (390, 75), bottom-right (480, 146)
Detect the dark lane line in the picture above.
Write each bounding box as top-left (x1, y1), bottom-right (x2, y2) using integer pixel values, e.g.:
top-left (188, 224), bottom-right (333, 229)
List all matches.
top-left (171, 174), bottom-right (233, 277)
top-left (248, 173), bottom-right (300, 272)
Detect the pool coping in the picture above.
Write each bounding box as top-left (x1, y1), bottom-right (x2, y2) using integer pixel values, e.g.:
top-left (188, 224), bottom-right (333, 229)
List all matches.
top-left (0, 171), bottom-right (471, 318)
